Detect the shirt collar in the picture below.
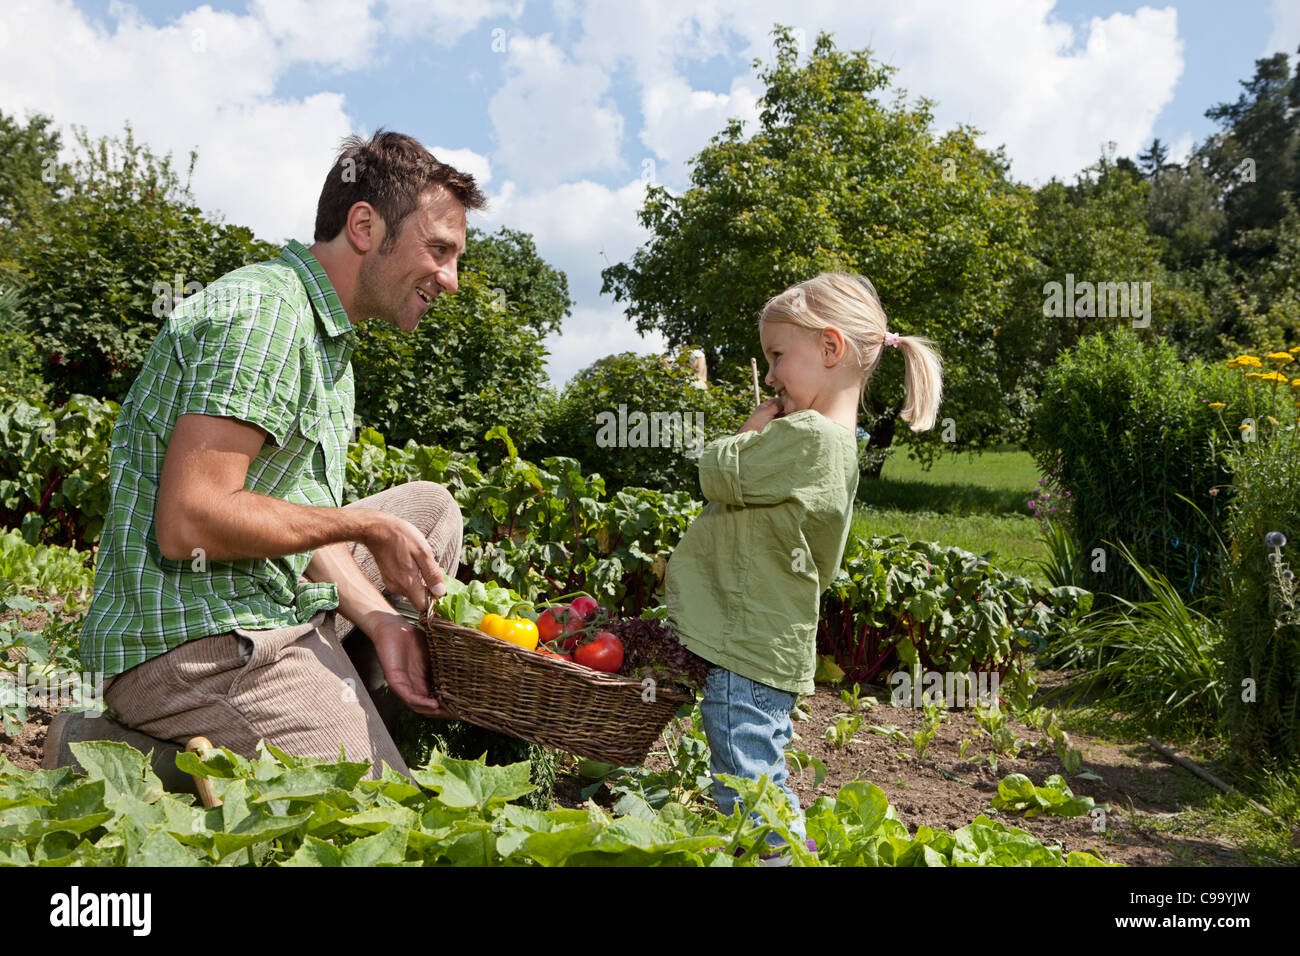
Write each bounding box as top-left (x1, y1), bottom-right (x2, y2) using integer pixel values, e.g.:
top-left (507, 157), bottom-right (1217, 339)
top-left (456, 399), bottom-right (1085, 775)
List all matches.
top-left (279, 239), bottom-right (353, 339)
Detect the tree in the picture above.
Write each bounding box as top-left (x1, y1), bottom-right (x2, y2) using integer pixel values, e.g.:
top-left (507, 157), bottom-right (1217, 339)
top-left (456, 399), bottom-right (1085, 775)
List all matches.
top-left (1199, 50), bottom-right (1300, 264)
top-left (351, 268), bottom-right (554, 454)
top-left (601, 24), bottom-right (1039, 470)
top-left (0, 110), bottom-right (72, 233)
top-left (1145, 158), bottom-right (1226, 271)
top-left (1136, 137), bottom-right (1170, 179)
top-left (7, 121), bottom-right (279, 404)
top-left (460, 225), bottom-right (572, 337)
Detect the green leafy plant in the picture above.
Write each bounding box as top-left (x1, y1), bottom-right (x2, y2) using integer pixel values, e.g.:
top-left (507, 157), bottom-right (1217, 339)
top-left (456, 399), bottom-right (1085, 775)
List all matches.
top-left (0, 738), bottom-right (1118, 866)
top-left (989, 773), bottom-right (1099, 818)
top-left (822, 713), bottom-right (865, 749)
top-left (913, 700), bottom-right (949, 760)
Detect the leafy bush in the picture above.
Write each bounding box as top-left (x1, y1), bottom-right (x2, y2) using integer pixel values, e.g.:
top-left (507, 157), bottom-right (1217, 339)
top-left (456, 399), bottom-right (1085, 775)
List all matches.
top-left (0, 391), bottom-right (118, 549)
top-left (0, 284), bottom-right (49, 401)
top-left (1213, 347), bottom-right (1300, 767)
top-left (817, 534), bottom-right (1094, 709)
top-left (532, 350), bottom-right (752, 496)
top-left (351, 270), bottom-right (553, 455)
top-left (8, 122), bottom-right (279, 405)
top-left (1030, 326), bottom-right (1249, 606)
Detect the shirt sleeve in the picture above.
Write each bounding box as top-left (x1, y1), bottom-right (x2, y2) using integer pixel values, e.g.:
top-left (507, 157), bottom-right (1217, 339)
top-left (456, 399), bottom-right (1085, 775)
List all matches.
top-left (171, 289), bottom-right (303, 447)
top-left (698, 415), bottom-right (825, 506)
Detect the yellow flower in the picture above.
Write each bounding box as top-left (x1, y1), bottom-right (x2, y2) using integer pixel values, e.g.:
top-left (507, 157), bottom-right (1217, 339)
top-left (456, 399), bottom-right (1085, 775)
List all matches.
top-left (1245, 372), bottom-right (1263, 380)
top-left (1232, 355), bottom-right (1263, 368)
top-left (1208, 402), bottom-right (1226, 409)
top-left (1267, 415), bottom-right (1279, 424)
top-left (1293, 378), bottom-right (1300, 389)
top-left (1267, 352), bottom-right (1294, 366)
top-left (1259, 371), bottom-right (1289, 383)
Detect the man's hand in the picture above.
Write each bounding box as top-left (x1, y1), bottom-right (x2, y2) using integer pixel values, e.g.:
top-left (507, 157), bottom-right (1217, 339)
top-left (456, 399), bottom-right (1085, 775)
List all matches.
top-left (738, 398), bottom-right (785, 434)
top-left (364, 513), bottom-right (448, 612)
top-left (367, 611), bottom-right (456, 719)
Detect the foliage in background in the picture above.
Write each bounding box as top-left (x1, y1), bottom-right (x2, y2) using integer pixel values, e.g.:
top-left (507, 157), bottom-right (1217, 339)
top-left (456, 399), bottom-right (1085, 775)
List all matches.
top-left (351, 269), bottom-right (554, 455)
top-left (531, 349), bottom-right (752, 496)
top-left (1044, 538), bottom-right (1228, 740)
top-left (1030, 325), bottom-right (1249, 607)
top-left (817, 533), bottom-right (1094, 709)
top-left (456, 225), bottom-right (573, 339)
top-left (0, 285), bottom-right (49, 401)
top-left (0, 391), bottom-right (117, 549)
top-left (0, 529), bottom-right (94, 608)
top-left (1212, 348), bottom-right (1300, 767)
top-left (6, 120), bottom-right (279, 405)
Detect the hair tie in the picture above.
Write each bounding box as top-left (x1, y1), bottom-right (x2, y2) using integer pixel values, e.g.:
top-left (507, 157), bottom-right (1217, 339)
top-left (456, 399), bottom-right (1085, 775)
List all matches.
top-left (883, 331), bottom-right (901, 349)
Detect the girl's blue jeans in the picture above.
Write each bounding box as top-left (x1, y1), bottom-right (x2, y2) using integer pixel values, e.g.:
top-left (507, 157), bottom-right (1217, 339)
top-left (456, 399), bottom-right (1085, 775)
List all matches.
top-left (699, 665), bottom-right (806, 847)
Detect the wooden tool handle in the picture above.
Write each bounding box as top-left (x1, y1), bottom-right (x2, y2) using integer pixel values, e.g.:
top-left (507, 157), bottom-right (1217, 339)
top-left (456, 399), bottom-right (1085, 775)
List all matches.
top-left (185, 736), bottom-right (224, 808)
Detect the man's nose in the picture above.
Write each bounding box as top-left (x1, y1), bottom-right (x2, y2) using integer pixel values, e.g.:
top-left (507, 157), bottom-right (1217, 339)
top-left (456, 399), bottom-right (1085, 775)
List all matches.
top-left (439, 267), bottom-right (458, 295)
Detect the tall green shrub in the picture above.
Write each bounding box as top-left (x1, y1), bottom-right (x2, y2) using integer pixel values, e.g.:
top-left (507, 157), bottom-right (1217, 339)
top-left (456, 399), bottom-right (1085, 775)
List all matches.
top-left (1213, 347), bottom-right (1300, 767)
top-left (351, 270), bottom-right (552, 455)
top-left (533, 350), bottom-right (752, 496)
top-left (1030, 326), bottom-right (1248, 606)
top-left (9, 123), bottom-right (279, 404)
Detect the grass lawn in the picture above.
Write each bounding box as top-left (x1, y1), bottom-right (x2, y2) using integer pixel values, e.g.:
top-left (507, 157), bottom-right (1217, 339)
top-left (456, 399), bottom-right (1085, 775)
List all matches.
top-left (852, 442), bottom-right (1055, 589)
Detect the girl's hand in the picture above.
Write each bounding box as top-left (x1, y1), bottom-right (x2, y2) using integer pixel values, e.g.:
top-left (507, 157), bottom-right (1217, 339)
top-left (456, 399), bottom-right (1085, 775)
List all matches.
top-left (738, 398), bottom-right (785, 434)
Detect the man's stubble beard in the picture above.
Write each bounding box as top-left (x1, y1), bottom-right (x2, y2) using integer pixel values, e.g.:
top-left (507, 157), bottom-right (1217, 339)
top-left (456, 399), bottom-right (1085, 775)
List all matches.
top-left (355, 242), bottom-right (400, 328)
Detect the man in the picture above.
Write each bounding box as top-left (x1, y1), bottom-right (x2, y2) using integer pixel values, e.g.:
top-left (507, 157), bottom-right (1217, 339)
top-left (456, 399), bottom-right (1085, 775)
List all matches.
top-left (70, 129), bottom-right (488, 781)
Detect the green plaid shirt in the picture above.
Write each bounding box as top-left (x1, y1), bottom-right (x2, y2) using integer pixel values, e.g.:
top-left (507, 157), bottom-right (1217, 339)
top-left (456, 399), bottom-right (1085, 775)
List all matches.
top-left (80, 240), bottom-right (358, 679)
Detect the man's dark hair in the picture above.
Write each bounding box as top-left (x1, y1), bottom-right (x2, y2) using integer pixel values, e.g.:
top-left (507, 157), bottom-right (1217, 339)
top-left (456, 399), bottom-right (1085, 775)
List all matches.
top-left (314, 128), bottom-right (488, 249)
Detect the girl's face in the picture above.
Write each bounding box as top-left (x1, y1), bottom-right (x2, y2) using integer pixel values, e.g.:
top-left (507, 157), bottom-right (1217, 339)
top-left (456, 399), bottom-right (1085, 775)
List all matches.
top-left (760, 319), bottom-right (832, 416)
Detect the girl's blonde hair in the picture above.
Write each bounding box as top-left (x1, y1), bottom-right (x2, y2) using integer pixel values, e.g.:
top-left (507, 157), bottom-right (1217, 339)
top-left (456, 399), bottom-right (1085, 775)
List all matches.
top-left (758, 272), bottom-right (944, 432)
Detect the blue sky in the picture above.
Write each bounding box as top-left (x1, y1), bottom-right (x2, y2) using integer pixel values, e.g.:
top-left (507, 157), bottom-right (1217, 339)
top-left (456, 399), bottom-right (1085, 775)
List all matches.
top-left (1, 1), bottom-right (1296, 386)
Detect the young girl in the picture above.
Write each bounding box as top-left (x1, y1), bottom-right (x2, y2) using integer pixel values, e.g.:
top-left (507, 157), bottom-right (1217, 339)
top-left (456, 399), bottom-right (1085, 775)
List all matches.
top-left (665, 272), bottom-right (943, 859)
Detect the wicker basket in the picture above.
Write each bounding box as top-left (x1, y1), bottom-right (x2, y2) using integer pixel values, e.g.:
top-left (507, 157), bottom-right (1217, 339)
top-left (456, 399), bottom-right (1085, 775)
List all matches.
top-left (419, 610), bottom-right (694, 766)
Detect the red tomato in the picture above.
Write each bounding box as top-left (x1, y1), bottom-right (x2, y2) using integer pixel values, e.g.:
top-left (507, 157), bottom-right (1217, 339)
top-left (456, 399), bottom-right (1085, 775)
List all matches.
top-left (537, 607), bottom-right (568, 643)
top-left (572, 632), bottom-right (624, 673)
top-left (569, 596), bottom-right (601, 620)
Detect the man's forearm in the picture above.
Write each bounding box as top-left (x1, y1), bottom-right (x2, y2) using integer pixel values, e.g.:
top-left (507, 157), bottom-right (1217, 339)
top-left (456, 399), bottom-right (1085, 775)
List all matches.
top-left (168, 488), bottom-right (386, 564)
top-left (304, 541), bottom-right (405, 641)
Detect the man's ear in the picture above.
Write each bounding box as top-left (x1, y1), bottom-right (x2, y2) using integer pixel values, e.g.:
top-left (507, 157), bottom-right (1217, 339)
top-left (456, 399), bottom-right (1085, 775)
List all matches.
top-left (346, 201), bottom-right (383, 254)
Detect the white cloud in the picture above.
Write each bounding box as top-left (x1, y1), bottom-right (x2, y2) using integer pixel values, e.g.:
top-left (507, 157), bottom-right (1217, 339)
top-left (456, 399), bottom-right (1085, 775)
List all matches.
top-left (250, 0), bottom-right (383, 71)
top-left (557, 0), bottom-right (1185, 186)
top-left (1265, 0), bottom-right (1300, 60)
top-left (540, 305), bottom-right (668, 387)
top-left (488, 33), bottom-right (625, 186)
top-left (0, 1), bottom-right (356, 242)
top-left (431, 146), bottom-right (492, 188)
top-left (380, 0), bottom-right (524, 48)
top-left (639, 74), bottom-right (761, 165)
